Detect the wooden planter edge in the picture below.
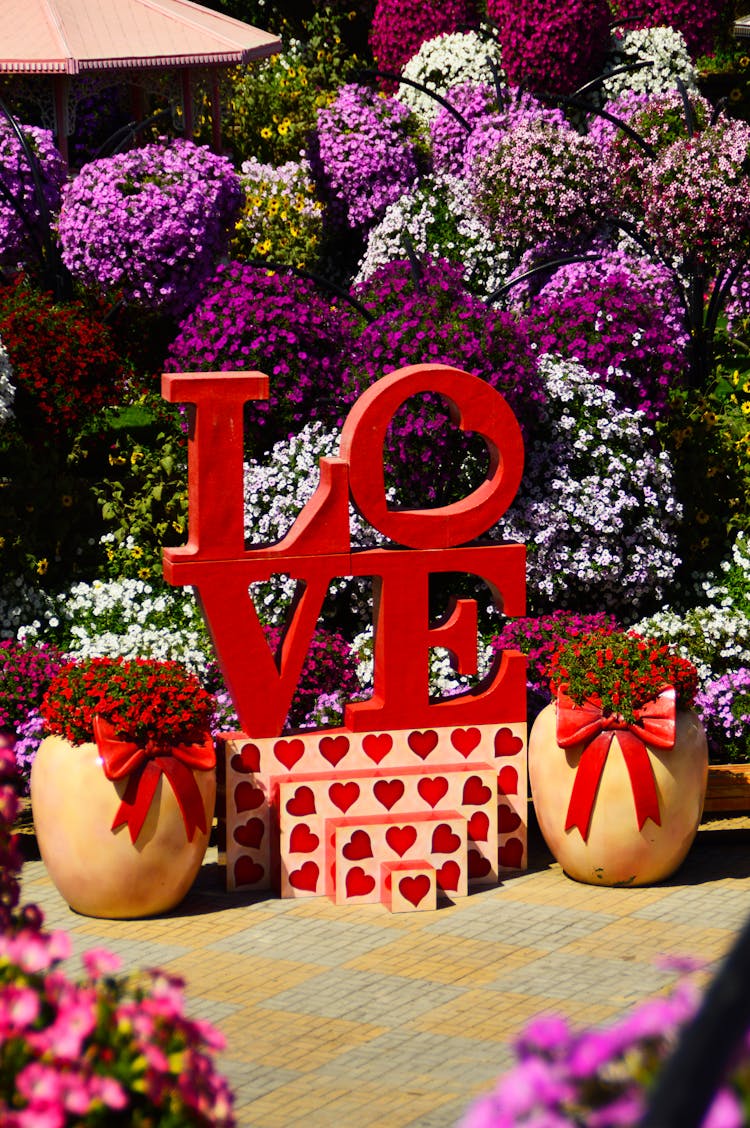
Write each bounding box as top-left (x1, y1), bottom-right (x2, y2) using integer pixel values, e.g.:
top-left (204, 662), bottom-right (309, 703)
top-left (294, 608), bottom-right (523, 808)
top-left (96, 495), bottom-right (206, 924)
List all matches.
top-left (704, 763), bottom-right (750, 812)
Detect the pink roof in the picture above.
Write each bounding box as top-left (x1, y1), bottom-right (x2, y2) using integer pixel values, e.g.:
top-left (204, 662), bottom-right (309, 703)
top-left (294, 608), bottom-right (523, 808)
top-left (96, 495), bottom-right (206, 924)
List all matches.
top-left (0, 0), bottom-right (281, 74)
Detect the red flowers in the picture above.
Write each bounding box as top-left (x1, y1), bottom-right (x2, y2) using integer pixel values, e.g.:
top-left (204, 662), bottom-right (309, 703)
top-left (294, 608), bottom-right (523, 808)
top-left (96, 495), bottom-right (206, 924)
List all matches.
top-left (547, 630), bottom-right (698, 722)
top-left (40, 657), bottom-right (215, 747)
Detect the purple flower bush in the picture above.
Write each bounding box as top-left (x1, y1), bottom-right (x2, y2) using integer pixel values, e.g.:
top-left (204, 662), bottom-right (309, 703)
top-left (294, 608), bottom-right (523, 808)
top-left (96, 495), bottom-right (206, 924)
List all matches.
top-left (344, 257), bottom-right (543, 505)
top-left (612, 0), bottom-right (729, 58)
top-left (0, 121), bottom-right (66, 276)
top-left (487, 0), bottom-right (611, 96)
top-left (496, 355), bottom-right (681, 614)
top-left (368, 0), bottom-right (480, 86)
top-left (0, 747), bottom-right (236, 1126)
top-left (165, 262), bottom-right (357, 452)
top-left (58, 139), bottom-right (242, 317)
top-left (0, 641), bottom-right (65, 792)
top-left (521, 245), bottom-right (690, 419)
top-left (696, 668), bottom-right (750, 764)
top-left (313, 84), bottom-right (422, 231)
top-left (470, 118), bottom-right (612, 255)
top-left (459, 969), bottom-right (750, 1127)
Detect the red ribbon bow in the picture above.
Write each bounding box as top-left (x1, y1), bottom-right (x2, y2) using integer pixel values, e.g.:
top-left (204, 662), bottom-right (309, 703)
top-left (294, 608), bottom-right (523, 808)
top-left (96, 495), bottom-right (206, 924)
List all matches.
top-left (93, 715), bottom-right (215, 845)
top-left (556, 688), bottom-right (676, 841)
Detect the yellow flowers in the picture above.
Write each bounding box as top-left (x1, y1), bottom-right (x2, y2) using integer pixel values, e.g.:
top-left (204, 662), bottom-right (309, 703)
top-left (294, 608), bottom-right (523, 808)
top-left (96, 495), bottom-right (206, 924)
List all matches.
top-left (61, 494), bottom-right (73, 507)
top-left (742, 402), bottom-right (750, 415)
top-left (260, 127), bottom-right (272, 139)
top-left (696, 511), bottom-right (710, 525)
top-left (36, 558), bottom-right (48, 575)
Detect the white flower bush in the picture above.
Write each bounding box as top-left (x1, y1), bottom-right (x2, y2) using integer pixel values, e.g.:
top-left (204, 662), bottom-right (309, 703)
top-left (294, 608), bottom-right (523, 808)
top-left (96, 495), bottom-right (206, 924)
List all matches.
top-left (1, 579), bottom-right (54, 641)
top-left (355, 174), bottom-right (511, 296)
top-left (398, 31), bottom-right (503, 122)
top-left (495, 355), bottom-right (682, 613)
top-left (601, 26), bottom-right (698, 101)
top-left (0, 337), bottom-right (14, 424)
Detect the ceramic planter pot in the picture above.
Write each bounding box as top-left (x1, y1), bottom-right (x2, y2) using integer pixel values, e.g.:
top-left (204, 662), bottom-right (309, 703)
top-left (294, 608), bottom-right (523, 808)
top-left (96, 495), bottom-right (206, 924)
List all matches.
top-left (31, 735), bottom-right (216, 919)
top-left (529, 701), bottom-right (708, 886)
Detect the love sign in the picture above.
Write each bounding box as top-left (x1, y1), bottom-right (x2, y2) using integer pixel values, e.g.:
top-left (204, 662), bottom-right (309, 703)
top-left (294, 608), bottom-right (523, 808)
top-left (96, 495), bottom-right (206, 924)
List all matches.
top-left (162, 363), bottom-right (529, 908)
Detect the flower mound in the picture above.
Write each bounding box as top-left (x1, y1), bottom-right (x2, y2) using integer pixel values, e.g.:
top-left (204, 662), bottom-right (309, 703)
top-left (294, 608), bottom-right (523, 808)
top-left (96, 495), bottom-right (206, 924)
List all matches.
top-left (0, 121), bottom-right (66, 275)
top-left (547, 629), bottom-right (698, 722)
top-left (41, 657), bottom-right (215, 747)
top-left (696, 668), bottom-right (750, 763)
top-left (58, 139), bottom-right (242, 317)
top-left (369, 0), bottom-right (480, 84)
top-left (165, 262), bottom-right (357, 452)
top-left (398, 32), bottom-right (503, 122)
top-left (314, 84), bottom-right (421, 231)
top-left (498, 356), bottom-right (681, 614)
top-left (612, 0), bottom-right (729, 58)
top-left (470, 118), bottom-right (611, 253)
top-left (487, 0), bottom-right (611, 96)
top-left (345, 257), bottom-right (543, 506)
top-left (522, 246), bottom-right (689, 419)
top-left (601, 26), bottom-right (698, 101)
top-left (0, 640), bottom-right (65, 786)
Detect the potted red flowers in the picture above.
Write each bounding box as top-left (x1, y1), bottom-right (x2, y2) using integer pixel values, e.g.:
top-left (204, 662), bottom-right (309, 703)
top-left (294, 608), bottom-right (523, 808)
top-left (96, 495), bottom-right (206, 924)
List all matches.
top-left (529, 630), bottom-right (707, 886)
top-left (31, 657), bottom-right (216, 919)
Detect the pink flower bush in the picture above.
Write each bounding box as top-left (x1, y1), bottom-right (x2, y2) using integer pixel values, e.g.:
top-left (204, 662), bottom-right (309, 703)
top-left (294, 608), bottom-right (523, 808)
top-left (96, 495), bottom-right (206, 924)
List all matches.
top-left (58, 139), bottom-right (242, 317)
top-left (487, 0), bottom-right (611, 96)
top-left (369, 0), bottom-right (479, 86)
top-left (0, 747), bottom-right (236, 1126)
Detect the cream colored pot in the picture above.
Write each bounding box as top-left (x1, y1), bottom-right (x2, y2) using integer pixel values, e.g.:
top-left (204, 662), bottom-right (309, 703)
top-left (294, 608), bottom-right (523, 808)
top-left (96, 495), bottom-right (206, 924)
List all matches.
top-left (31, 735), bottom-right (216, 918)
top-left (529, 702), bottom-right (708, 886)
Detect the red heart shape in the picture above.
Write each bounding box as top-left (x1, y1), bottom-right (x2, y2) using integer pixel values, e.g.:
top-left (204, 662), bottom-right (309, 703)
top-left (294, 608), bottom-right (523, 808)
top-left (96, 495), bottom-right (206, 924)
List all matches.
top-left (432, 823), bottom-right (461, 854)
top-left (230, 744), bottom-right (260, 774)
top-left (499, 837), bottom-right (524, 869)
top-left (451, 727), bottom-right (481, 758)
top-left (468, 850), bottom-right (492, 879)
top-left (408, 730), bottom-right (439, 759)
top-left (498, 805), bottom-right (522, 833)
top-left (362, 733), bottom-right (393, 764)
top-left (235, 782), bottom-right (264, 813)
top-left (417, 776), bottom-right (449, 808)
top-left (233, 817), bottom-right (264, 848)
top-left (319, 734), bottom-right (350, 767)
top-left (329, 781), bottom-right (360, 813)
top-left (498, 766), bottom-right (519, 796)
top-left (399, 875), bottom-right (430, 908)
top-left (462, 775), bottom-right (492, 806)
top-left (468, 811), bottom-right (489, 842)
top-left (286, 786), bottom-right (316, 817)
top-left (274, 738), bottom-right (305, 770)
top-left (234, 856), bottom-right (264, 886)
top-left (437, 860), bottom-right (460, 892)
top-left (373, 779), bottom-right (404, 811)
top-left (494, 728), bottom-right (523, 757)
top-left (345, 866), bottom-right (376, 897)
top-left (343, 829), bottom-right (373, 861)
top-left (385, 825), bottom-right (417, 857)
top-left (290, 823), bottom-right (320, 853)
top-left (289, 860), bottom-right (319, 892)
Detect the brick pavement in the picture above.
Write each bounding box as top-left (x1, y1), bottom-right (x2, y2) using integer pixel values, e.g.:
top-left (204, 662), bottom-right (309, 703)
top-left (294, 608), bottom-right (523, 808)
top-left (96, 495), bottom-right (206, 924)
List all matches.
top-left (19, 817), bottom-right (750, 1128)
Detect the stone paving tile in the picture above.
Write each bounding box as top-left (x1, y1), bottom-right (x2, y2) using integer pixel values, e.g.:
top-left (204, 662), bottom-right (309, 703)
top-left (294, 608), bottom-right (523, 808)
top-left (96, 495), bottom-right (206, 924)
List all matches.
top-left (218, 1008), bottom-right (386, 1071)
top-left (345, 933), bottom-right (545, 986)
top-left (561, 916), bottom-right (735, 964)
top-left (261, 967), bottom-right (466, 1024)
top-left (241, 1076), bottom-right (452, 1128)
top-left (410, 987), bottom-right (618, 1042)
top-left (633, 885), bottom-right (750, 931)
top-left (316, 1028), bottom-right (510, 1088)
top-left (424, 891), bottom-right (618, 949)
top-left (485, 949), bottom-right (676, 1006)
top-left (211, 915), bottom-right (396, 965)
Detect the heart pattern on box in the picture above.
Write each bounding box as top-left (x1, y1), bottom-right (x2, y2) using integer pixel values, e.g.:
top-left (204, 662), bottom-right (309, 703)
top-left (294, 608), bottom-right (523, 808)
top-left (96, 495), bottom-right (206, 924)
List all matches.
top-left (329, 781), bottom-right (360, 813)
top-left (319, 734), bottom-right (350, 766)
top-left (432, 823), bottom-right (461, 854)
top-left (289, 860), bottom-right (319, 892)
top-left (346, 866), bottom-right (375, 897)
top-left (468, 811), bottom-right (489, 842)
top-left (233, 817), bottom-right (264, 849)
top-left (373, 779), bottom-right (404, 810)
top-left (417, 776), bottom-right (449, 808)
top-left (234, 856), bottom-right (264, 886)
top-left (462, 775), bottom-right (493, 806)
top-left (235, 782), bottom-right (264, 813)
top-left (468, 850), bottom-right (492, 878)
top-left (494, 728), bottom-right (524, 757)
top-left (385, 825), bottom-right (417, 857)
top-left (451, 727), bottom-right (481, 757)
top-left (437, 859), bottom-right (460, 892)
top-left (499, 837), bottom-right (524, 869)
top-left (343, 830), bottom-right (373, 861)
top-left (407, 729), bottom-right (438, 759)
top-left (230, 743), bottom-right (260, 773)
top-left (498, 766), bottom-right (519, 796)
top-left (399, 875), bottom-right (430, 908)
top-left (498, 805), bottom-right (522, 833)
top-left (274, 738), bottom-right (305, 770)
top-left (362, 732), bottom-right (392, 763)
top-left (290, 823), bottom-right (319, 853)
top-left (286, 786), bottom-right (316, 816)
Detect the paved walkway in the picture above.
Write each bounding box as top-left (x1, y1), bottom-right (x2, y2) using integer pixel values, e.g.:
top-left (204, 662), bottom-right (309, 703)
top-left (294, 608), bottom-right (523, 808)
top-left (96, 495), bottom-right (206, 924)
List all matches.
top-left (20, 818), bottom-right (750, 1128)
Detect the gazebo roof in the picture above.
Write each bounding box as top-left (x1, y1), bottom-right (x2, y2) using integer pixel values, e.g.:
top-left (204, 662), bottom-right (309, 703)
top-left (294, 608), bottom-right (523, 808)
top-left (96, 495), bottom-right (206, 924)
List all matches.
top-left (1, 0), bottom-right (281, 74)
